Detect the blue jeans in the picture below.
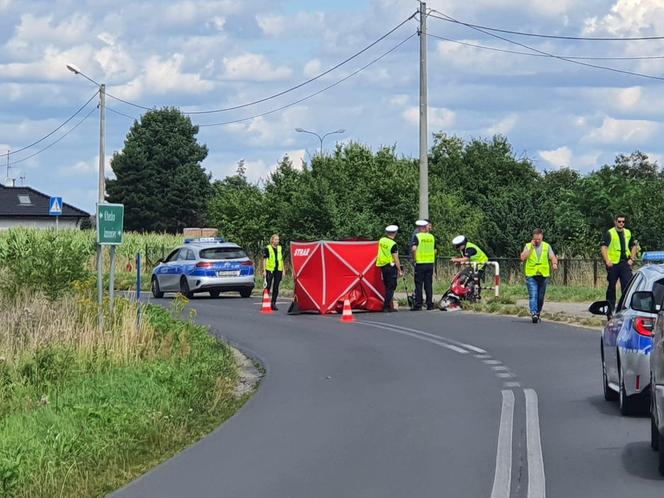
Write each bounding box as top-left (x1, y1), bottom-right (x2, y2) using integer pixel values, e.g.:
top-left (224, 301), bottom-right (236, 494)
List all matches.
top-left (526, 276), bottom-right (548, 315)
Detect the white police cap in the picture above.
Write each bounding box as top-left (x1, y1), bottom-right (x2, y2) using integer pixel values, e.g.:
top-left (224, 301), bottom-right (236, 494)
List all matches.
top-left (385, 225), bottom-right (399, 232)
top-left (415, 219), bottom-right (428, 227)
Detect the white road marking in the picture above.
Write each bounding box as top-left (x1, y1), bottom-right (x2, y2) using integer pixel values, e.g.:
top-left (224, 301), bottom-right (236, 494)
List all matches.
top-left (491, 390), bottom-right (515, 498)
top-left (484, 359), bottom-right (503, 365)
top-left (503, 382), bottom-right (521, 388)
top-left (460, 343), bottom-right (487, 354)
top-left (359, 322), bottom-right (469, 354)
top-left (525, 389), bottom-right (546, 498)
top-left (497, 372), bottom-right (514, 379)
top-left (492, 366), bottom-right (510, 372)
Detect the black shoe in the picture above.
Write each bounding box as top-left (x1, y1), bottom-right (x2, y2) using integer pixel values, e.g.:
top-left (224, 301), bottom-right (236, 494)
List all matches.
top-left (411, 306), bottom-right (422, 311)
top-left (426, 305), bottom-right (434, 311)
top-left (272, 305), bottom-right (279, 311)
top-left (531, 314), bottom-right (538, 324)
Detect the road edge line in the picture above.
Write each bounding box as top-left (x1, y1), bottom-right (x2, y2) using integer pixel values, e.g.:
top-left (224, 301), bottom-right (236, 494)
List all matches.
top-left (524, 388), bottom-right (546, 498)
top-left (491, 389), bottom-right (514, 498)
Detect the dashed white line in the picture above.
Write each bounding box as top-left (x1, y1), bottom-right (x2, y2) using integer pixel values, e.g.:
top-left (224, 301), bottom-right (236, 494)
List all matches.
top-left (484, 359), bottom-right (503, 365)
top-left (492, 366), bottom-right (510, 372)
top-left (503, 382), bottom-right (521, 388)
top-left (497, 372), bottom-right (515, 379)
top-left (460, 343), bottom-right (487, 354)
top-left (525, 389), bottom-right (546, 498)
top-left (490, 390), bottom-right (515, 498)
top-left (359, 322), bottom-right (469, 354)
top-left (475, 354), bottom-right (492, 359)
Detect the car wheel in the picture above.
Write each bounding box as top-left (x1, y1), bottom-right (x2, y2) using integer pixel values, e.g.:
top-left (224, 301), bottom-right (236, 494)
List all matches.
top-left (239, 288), bottom-right (253, 298)
top-left (151, 277), bottom-right (164, 299)
top-left (652, 414), bottom-right (660, 451)
top-left (179, 277), bottom-right (193, 299)
top-left (659, 433), bottom-right (664, 476)
top-left (209, 290), bottom-right (221, 298)
top-left (619, 364), bottom-right (635, 416)
top-left (602, 343), bottom-right (618, 401)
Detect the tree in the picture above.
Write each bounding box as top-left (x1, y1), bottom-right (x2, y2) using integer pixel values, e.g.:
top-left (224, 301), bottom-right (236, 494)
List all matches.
top-left (106, 108), bottom-right (211, 233)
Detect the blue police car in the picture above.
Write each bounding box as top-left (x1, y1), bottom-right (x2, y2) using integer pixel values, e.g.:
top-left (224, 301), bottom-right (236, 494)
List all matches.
top-left (590, 252), bottom-right (664, 415)
top-left (151, 237), bottom-right (255, 299)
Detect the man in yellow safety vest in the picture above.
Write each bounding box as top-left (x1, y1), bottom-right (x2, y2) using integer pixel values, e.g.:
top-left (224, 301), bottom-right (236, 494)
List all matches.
top-left (410, 219), bottom-right (436, 310)
top-left (520, 228), bottom-right (558, 323)
top-left (376, 225), bottom-right (403, 312)
top-left (263, 234), bottom-right (284, 311)
top-left (600, 214), bottom-right (638, 313)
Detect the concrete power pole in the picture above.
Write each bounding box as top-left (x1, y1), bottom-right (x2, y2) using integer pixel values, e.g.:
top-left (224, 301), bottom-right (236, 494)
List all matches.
top-left (418, 1), bottom-right (429, 219)
top-left (97, 84), bottom-right (106, 309)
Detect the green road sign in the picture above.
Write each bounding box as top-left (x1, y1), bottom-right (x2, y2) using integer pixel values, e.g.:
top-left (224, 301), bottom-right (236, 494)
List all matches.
top-left (97, 203), bottom-right (124, 245)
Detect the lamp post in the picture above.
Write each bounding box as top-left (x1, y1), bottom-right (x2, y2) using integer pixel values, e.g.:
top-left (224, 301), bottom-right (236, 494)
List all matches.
top-left (294, 128), bottom-right (345, 156)
top-left (66, 63), bottom-right (106, 311)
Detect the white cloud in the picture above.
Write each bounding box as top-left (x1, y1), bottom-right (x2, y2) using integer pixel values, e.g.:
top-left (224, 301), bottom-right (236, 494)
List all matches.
top-left (59, 155), bottom-right (112, 177)
top-left (388, 94), bottom-right (409, 107)
top-left (256, 11), bottom-right (325, 36)
top-left (162, 1), bottom-right (239, 26)
top-left (5, 13), bottom-right (92, 57)
top-left (403, 106), bottom-right (456, 130)
top-left (222, 53), bottom-right (292, 81)
top-left (303, 59), bottom-right (322, 78)
top-left (583, 116), bottom-right (660, 144)
top-left (539, 146), bottom-right (573, 168)
top-left (487, 114), bottom-right (518, 135)
top-left (584, 0), bottom-right (664, 36)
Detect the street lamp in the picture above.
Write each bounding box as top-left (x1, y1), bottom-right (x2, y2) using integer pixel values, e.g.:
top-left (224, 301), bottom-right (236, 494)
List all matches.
top-left (67, 63), bottom-right (106, 311)
top-left (294, 128), bottom-right (345, 156)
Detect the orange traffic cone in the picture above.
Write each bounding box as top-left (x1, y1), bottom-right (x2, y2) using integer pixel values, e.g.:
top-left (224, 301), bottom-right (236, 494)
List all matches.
top-left (261, 289), bottom-right (273, 314)
top-left (340, 297), bottom-right (355, 322)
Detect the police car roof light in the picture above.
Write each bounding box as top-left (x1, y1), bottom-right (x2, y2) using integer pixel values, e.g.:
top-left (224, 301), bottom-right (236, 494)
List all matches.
top-left (642, 251), bottom-right (664, 263)
top-left (184, 237), bottom-right (226, 244)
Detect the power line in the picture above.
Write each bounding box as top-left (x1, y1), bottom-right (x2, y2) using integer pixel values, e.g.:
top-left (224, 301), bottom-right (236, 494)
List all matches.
top-left (107, 106), bottom-right (138, 121)
top-left (198, 33), bottom-right (416, 128)
top-left (8, 105), bottom-right (97, 166)
top-left (7, 90), bottom-right (99, 156)
top-left (431, 10), bottom-right (664, 83)
top-left (428, 11), bottom-right (664, 41)
top-left (105, 13), bottom-right (418, 115)
top-left (427, 32), bottom-right (664, 61)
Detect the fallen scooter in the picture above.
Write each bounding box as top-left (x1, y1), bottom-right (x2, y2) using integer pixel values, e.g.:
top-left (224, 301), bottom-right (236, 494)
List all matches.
top-left (438, 266), bottom-right (482, 311)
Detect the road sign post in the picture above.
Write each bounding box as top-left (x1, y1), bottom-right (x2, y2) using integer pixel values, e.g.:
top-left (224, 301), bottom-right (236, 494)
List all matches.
top-left (97, 203), bottom-right (124, 314)
top-left (49, 196), bottom-right (62, 231)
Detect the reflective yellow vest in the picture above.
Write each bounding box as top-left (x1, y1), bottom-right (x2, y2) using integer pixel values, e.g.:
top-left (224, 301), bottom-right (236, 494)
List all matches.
top-left (466, 242), bottom-right (488, 264)
top-left (415, 233), bottom-right (436, 264)
top-left (607, 227), bottom-right (632, 264)
top-left (525, 241), bottom-right (551, 278)
top-left (265, 245), bottom-right (283, 271)
top-left (376, 237), bottom-right (396, 267)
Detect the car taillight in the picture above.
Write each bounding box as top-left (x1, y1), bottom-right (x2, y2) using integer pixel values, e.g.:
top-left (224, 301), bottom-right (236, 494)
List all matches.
top-left (196, 262), bottom-right (214, 268)
top-left (634, 317), bottom-right (654, 337)
top-left (240, 260), bottom-right (254, 266)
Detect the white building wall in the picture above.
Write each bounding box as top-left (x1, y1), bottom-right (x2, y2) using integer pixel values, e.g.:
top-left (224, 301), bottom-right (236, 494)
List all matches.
top-left (0, 218), bottom-right (80, 230)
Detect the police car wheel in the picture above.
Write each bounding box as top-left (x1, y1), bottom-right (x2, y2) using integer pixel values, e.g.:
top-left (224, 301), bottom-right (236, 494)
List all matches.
top-left (652, 413), bottom-right (660, 451)
top-left (209, 290), bottom-right (221, 298)
top-left (151, 277), bottom-right (164, 298)
top-left (239, 288), bottom-right (252, 298)
top-left (179, 277), bottom-right (193, 299)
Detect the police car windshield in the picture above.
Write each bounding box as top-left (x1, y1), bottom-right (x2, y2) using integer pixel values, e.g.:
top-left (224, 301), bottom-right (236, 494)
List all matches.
top-left (200, 247), bottom-right (247, 260)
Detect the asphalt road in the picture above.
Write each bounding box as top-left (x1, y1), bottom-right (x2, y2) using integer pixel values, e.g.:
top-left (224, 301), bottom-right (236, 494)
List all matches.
top-left (112, 296), bottom-right (664, 498)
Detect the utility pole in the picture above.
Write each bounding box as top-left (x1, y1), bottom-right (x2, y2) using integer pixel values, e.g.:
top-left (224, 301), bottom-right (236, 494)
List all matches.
top-left (5, 149), bottom-right (10, 187)
top-left (97, 83), bottom-right (106, 311)
top-left (418, 1), bottom-right (429, 219)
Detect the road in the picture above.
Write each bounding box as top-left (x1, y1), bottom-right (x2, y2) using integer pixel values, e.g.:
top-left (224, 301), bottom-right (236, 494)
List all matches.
top-left (112, 296), bottom-right (664, 498)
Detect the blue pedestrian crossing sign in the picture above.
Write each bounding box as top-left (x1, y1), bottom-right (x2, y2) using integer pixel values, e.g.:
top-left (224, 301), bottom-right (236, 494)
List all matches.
top-left (49, 197), bottom-right (63, 216)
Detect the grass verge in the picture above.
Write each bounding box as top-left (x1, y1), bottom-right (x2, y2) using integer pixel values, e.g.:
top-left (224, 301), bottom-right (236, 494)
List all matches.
top-left (0, 294), bottom-right (251, 497)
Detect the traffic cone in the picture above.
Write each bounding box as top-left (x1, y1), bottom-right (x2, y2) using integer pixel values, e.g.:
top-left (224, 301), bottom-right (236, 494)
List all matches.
top-left (340, 297), bottom-right (355, 322)
top-left (261, 289), bottom-right (273, 314)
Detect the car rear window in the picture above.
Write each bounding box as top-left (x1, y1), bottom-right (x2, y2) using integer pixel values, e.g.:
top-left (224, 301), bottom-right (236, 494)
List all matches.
top-left (199, 247), bottom-right (247, 260)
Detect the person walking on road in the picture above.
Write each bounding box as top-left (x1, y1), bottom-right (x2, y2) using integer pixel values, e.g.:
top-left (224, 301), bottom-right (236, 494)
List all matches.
top-left (263, 234), bottom-right (284, 311)
top-left (411, 219), bottom-right (435, 311)
top-left (376, 225), bottom-right (403, 312)
top-left (601, 215), bottom-right (638, 314)
top-left (520, 228), bottom-right (558, 324)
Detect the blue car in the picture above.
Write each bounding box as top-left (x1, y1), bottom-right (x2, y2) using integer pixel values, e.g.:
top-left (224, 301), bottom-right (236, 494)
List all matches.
top-left (151, 238), bottom-right (255, 299)
top-left (591, 261), bottom-right (664, 415)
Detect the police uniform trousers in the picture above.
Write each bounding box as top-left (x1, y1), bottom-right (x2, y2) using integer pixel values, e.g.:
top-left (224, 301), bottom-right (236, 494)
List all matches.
top-left (380, 265), bottom-right (398, 310)
top-left (414, 263), bottom-right (434, 309)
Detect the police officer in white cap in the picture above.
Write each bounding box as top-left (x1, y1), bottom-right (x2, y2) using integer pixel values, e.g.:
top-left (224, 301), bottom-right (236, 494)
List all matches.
top-left (376, 225), bottom-right (403, 312)
top-left (410, 219), bottom-right (436, 310)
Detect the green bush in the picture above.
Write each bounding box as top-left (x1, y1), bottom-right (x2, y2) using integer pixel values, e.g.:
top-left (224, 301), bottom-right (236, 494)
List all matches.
top-left (0, 228), bottom-right (94, 300)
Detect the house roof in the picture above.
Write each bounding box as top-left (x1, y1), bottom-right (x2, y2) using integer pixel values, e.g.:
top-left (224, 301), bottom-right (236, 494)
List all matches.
top-left (0, 184), bottom-right (90, 218)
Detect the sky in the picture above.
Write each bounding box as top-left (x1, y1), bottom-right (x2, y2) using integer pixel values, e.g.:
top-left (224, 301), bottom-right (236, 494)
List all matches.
top-left (2, 0), bottom-right (664, 213)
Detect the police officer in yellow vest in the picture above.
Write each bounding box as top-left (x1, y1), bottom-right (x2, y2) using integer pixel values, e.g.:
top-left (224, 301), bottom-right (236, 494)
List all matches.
top-left (376, 225), bottom-right (403, 312)
top-left (600, 214), bottom-right (637, 313)
top-left (263, 234), bottom-right (284, 311)
top-left (520, 228), bottom-right (558, 323)
top-left (410, 219), bottom-right (436, 310)
top-left (451, 235), bottom-right (489, 281)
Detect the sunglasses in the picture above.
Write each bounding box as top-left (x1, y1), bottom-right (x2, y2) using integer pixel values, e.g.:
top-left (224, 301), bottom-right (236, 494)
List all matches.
top-left (616, 220), bottom-right (626, 224)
